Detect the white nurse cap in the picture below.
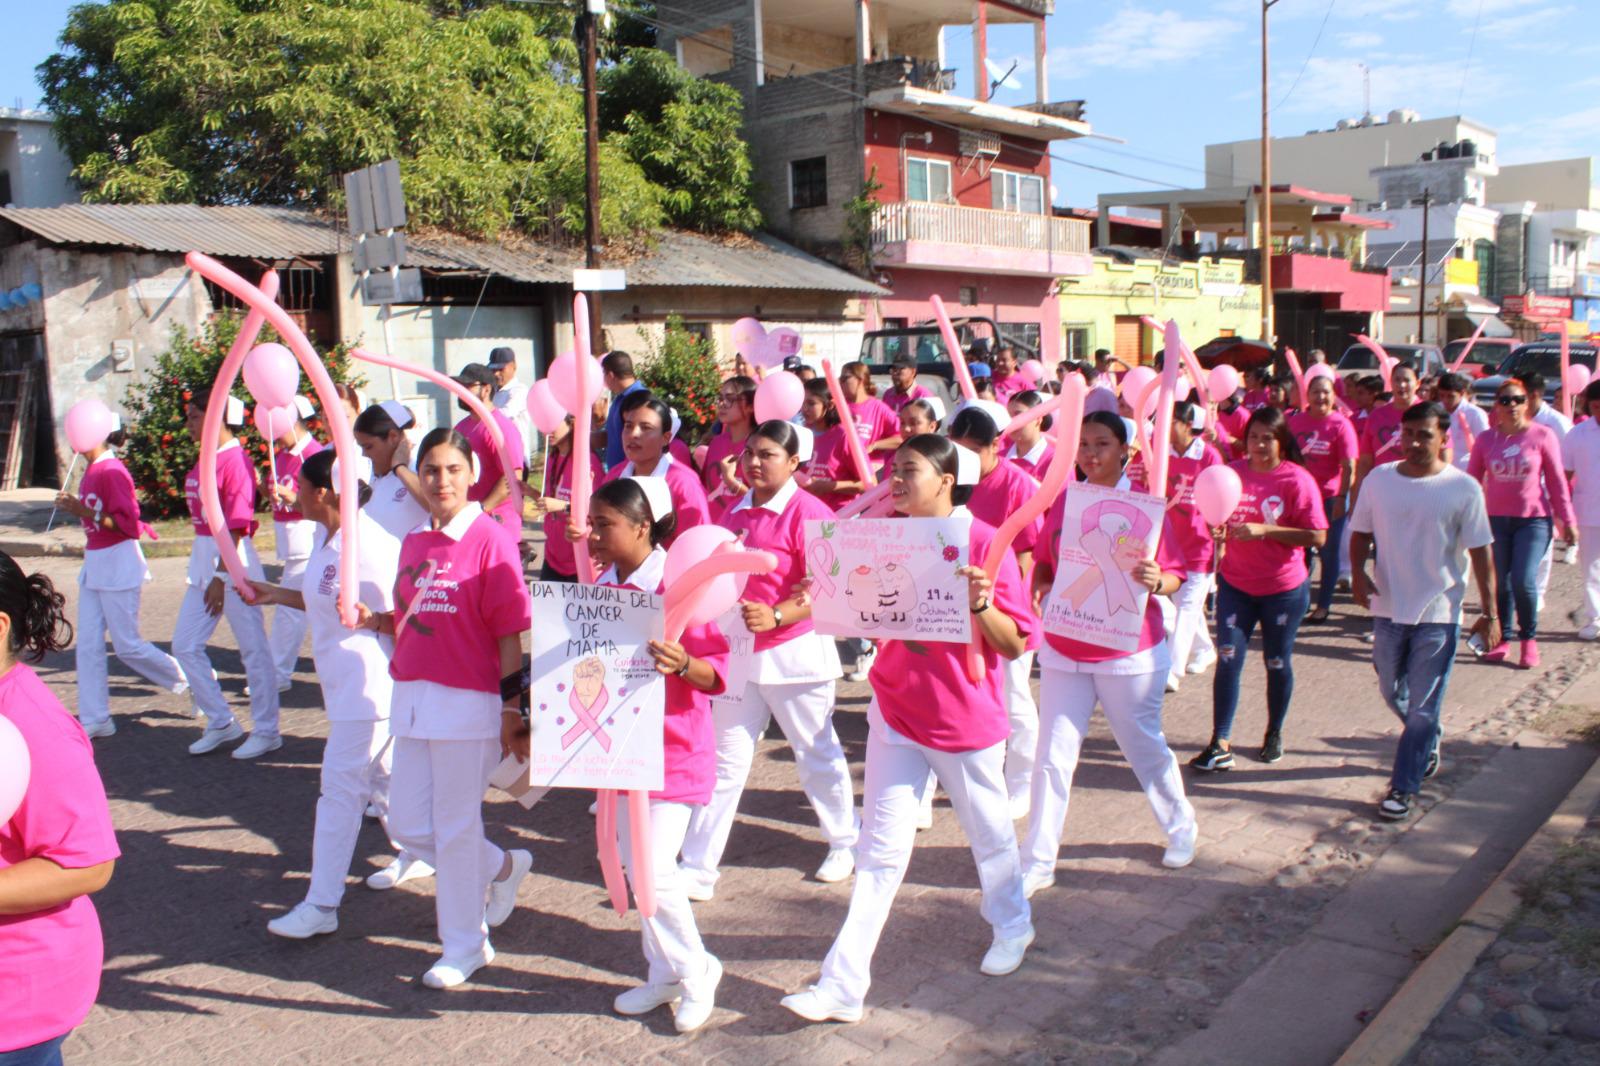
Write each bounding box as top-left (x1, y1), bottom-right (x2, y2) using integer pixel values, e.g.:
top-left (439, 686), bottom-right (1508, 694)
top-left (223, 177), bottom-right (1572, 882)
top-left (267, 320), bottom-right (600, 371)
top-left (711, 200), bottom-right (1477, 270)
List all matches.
top-left (628, 476), bottom-right (673, 523)
top-left (792, 425), bottom-right (815, 463)
top-left (954, 443), bottom-right (980, 486)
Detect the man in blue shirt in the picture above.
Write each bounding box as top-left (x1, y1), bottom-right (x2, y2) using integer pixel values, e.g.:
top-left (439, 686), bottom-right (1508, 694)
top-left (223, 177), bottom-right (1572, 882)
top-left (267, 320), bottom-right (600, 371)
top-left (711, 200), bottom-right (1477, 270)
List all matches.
top-left (600, 351), bottom-right (644, 470)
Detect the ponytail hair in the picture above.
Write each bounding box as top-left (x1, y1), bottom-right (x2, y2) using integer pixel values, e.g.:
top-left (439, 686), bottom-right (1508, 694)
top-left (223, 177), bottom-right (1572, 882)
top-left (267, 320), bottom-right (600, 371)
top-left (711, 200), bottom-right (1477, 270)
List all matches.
top-left (0, 551), bottom-right (72, 663)
top-left (301, 449), bottom-right (373, 507)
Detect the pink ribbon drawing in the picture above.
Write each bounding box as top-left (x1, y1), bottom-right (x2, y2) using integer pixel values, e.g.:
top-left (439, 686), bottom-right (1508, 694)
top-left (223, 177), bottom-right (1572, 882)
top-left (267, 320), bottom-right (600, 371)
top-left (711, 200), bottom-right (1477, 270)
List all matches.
top-left (1065, 499), bottom-right (1153, 618)
top-left (561, 684), bottom-right (614, 752)
top-left (808, 539), bottom-right (838, 597)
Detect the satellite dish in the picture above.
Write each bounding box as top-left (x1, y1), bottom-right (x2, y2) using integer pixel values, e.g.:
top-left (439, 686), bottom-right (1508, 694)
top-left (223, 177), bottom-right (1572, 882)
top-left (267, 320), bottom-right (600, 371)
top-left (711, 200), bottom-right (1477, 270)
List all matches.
top-left (984, 57), bottom-right (1022, 93)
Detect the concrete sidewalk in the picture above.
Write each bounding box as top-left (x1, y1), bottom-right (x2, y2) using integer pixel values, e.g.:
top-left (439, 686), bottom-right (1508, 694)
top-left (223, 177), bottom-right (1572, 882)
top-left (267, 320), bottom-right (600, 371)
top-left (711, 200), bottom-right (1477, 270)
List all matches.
top-left (0, 486), bottom-right (95, 557)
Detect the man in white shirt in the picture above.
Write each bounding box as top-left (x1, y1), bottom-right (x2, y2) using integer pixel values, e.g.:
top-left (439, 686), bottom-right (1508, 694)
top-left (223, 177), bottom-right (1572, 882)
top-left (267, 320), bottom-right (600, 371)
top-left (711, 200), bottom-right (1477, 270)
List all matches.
top-left (488, 347), bottom-right (534, 472)
top-left (1350, 401), bottom-right (1498, 823)
top-left (1434, 372), bottom-right (1488, 471)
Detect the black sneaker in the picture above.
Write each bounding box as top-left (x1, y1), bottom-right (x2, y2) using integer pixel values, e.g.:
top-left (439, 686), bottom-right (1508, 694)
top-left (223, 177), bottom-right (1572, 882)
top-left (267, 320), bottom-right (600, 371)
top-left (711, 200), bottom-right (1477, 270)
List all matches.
top-left (1189, 741), bottom-right (1234, 772)
top-left (1259, 731), bottom-right (1284, 763)
top-left (1378, 789), bottom-right (1412, 821)
top-left (1424, 741), bottom-right (1441, 780)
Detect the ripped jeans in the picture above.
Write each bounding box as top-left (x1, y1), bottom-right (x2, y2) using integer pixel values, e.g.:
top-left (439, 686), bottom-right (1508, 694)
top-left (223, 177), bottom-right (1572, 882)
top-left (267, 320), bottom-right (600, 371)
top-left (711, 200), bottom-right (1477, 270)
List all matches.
top-left (1211, 576), bottom-right (1310, 743)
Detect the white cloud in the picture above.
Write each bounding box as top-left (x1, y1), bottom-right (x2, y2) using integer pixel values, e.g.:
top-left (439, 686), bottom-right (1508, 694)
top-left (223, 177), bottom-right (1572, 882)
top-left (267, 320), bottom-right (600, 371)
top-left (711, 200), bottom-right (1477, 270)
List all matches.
top-left (1496, 105), bottom-right (1600, 166)
top-left (1271, 54), bottom-right (1511, 121)
top-left (1446, 0), bottom-right (1549, 15)
top-left (1335, 31), bottom-right (1386, 50)
top-left (1480, 4), bottom-right (1575, 39)
top-left (1047, 6), bottom-right (1244, 78)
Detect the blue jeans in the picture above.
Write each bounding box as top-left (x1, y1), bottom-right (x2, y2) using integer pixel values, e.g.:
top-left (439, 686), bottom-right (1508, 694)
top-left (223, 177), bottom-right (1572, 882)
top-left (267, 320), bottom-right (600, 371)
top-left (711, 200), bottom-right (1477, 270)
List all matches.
top-left (0, 1036), bottom-right (66, 1066)
top-left (1313, 495), bottom-right (1348, 613)
top-left (1212, 577), bottom-right (1311, 742)
top-left (1489, 515), bottom-right (1552, 640)
top-left (1372, 618), bottom-right (1458, 794)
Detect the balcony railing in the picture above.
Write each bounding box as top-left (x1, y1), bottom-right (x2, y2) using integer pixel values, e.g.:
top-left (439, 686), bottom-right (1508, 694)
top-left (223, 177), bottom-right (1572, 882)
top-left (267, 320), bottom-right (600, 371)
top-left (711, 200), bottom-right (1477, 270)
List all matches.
top-left (873, 200), bottom-right (1090, 255)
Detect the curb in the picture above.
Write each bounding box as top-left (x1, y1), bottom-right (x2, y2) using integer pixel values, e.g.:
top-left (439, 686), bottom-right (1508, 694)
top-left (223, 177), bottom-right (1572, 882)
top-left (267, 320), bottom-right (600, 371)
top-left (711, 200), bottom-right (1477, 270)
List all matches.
top-left (1332, 747), bottom-right (1600, 1066)
top-left (0, 538), bottom-right (84, 559)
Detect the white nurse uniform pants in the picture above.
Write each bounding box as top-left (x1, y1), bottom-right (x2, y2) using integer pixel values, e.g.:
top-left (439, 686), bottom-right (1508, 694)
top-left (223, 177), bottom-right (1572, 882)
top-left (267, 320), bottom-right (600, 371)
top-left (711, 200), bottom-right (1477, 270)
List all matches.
top-left (815, 718), bottom-right (1030, 1008)
top-left (172, 540), bottom-right (279, 737)
top-left (1002, 652), bottom-right (1038, 806)
top-left (618, 800), bottom-right (716, 995)
top-left (306, 720), bottom-right (397, 908)
top-left (76, 582), bottom-right (187, 727)
top-left (269, 522), bottom-right (312, 686)
top-left (1168, 571), bottom-right (1215, 680)
top-left (1580, 525), bottom-right (1600, 627)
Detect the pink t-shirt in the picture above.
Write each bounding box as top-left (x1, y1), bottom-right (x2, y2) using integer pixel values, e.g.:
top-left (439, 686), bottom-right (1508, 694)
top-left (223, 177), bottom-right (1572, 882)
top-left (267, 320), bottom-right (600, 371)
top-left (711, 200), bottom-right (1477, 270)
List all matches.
top-left (1216, 404), bottom-right (1250, 459)
top-left (185, 440), bottom-right (258, 537)
top-left (1289, 411), bottom-right (1359, 498)
top-left (1219, 459), bottom-right (1328, 596)
top-left (271, 435), bottom-right (324, 522)
top-left (1037, 504), bottom-right (1189, 663)
top-left (967, 459), bottom-right (1041, 560)
top-left (882, 383), bottom-right (932, 414)
top-left (1165, 439), bottom-right (1225, 572)
top-left (798, 425), bottom-right (861, 512)
top-left (0, 664), bottom-right (120, 1052)
top-left (79, 455), bottom-right (141, 550)
top-left (1242, 388), bottom-right (1270, 412)
top-left (847, 397), bottom-right (899, 447)
top-left (540, 447), bottom-right (601, 578)
top-left (669, 437), bottom-right (694, 469)
top-left (1007, 442), bottom-right (1055, 481)
top-left (1469, 423), bottom-right (1577, 525)
top-left (597, 456), bottom-right (710, 548)
top-left (700, 429), bottom-right (749, 521)
top-left (391, 510), bottom-right (532, 693)
top-left (992, 373), bottom-right (1032, 403)
top-left (718, 480), bottom-right (835, 652)
top-left (1360, 403), bottom-right (1405, 464)
top-left (871, 516), bottom-right (1037, 753)
top-left (456, 411), bottom-right (526, 530)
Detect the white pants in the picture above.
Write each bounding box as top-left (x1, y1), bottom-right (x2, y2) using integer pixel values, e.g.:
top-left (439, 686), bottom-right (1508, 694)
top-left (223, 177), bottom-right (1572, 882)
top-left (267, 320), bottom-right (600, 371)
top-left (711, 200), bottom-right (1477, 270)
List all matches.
top-left (680, 679), bottom-right (857, 889)
top-left (1003, 652), bottom-right (1038, 805)
top-left (172, 583), bottom-right (280, 737)
top-left (1169, 572), bottom-right (1215, 679)
top-left (1537, 538), bottom-right (1555, 608)
top-left (619, 800), bottom-right (716, 994)
top-left (269, 555), bottom-right (310, 686)
top-left (306, 720), bottom-right (397, 908)
top-left (1582, 525), bottom-right (1600, 627)
top-left (387, 736), bottom-right (504, 960)
top-left (1023, 666), bottom-right (1196, 879)
top-left (816, 723), bottom-right (1030, 1008)
top-left (76, 583), bottom-right (187, 726)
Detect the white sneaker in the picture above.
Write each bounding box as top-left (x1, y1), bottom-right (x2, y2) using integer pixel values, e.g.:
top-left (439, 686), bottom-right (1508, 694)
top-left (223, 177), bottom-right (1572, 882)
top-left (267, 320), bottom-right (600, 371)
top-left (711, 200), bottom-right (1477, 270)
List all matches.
top-left (673, 955), bottom-right (723, 1033)
top-left (243, 680), bottom-right (292, 696)
top-left (844, 646), bottom-right (877, 683)
top-left (614, 980), bottom-right (682, 1016)
top-left (916, 805), bottom-right (935, 831)
top-left (1581, 624), bottom-right (1600, 641)
top-left (1165, 676), bottom-right (1181, 693)
top-left (267, 901), bottom-right (338, 939)
top-left (421, 944), bottom-right (494, 989)
top-left (188, 721), bottom-right (244, 755)
top-left (814, 847), bottom-right (855, 883)
top-left (1162, 829), bottom-right (1197, 869)
top-left (780, 986), bottom-right (864, 1024)
top-left (1008, 794), bottom-right (1031, 821)
top-left (683, 879), bottom-right (715, 903)
top-left (364, 802), bottom-right (381, 819)
top-left (1186, 652), bottom-right (1217, 676)
top-left (979, 925), bottom-right (1036, 976)
top-left (366, 854), bottom-right (434, 891)
top-left (231, 732), bottom-right (282, 760)
top-left (1022, 870), bottom-right (1054, 900)
top-left (486, 849), bottom-right (533, 927)
top-left (81, 719), bottom-right (116, 739)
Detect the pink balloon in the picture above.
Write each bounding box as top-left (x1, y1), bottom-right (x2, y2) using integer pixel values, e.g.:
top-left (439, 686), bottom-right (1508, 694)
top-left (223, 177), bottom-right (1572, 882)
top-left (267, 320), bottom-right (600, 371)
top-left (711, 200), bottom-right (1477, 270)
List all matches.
top-left (1565, 363), bottom-right (1592, 398)
top-left (1208, 364), bottom-right (1242, 404)
top-left (525, 378), bottom-right (567, 435)
top-left (547, 352), bottom-right (605, 417)
top-left (750, 327), bottom-right (801, 370)
top-left (754, 370), bottom-right (805, 423)
top-left (242, 343), bottom-right (300, 408)
top-left (1193, 464), bottom-right (1244, 528)
top-left (0, 714), bottom-right (30, 824)
top-left (663, 526), bottom-right (753, 629)
top-left (731, 317), bottom-right (767, 358)
top-left (1019, 359), bottom-right (1046, 385)
top-left (64, 398), bottom-right (116, 454)
top-left (1120, 366), bottom-right (1156, 399)
top-left (252, 403), bottom-right (297, 441)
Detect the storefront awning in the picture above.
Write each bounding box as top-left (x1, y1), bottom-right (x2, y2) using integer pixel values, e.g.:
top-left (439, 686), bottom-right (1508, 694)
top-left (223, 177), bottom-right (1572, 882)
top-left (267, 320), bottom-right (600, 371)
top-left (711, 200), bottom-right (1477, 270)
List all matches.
top-left (1458, 310), bottom-right (1513, 337)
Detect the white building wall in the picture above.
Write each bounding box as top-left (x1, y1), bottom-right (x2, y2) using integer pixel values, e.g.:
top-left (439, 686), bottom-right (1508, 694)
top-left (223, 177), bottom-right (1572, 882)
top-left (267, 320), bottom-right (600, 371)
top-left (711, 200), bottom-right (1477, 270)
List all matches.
top-left (0, 111), bottom-right (80, 208)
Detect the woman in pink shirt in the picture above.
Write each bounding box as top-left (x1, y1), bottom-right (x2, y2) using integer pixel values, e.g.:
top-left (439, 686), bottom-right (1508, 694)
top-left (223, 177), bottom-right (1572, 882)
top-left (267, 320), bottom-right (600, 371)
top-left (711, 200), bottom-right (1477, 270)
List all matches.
top-left (54, 421), bottom-right (185, 739)
top-left (172, 387), bottom-right (281, 760)
top-left (890, 397), bottom-right (945, 483)
top-left (361, 428), bottom-right (533, 990)
top-left (1022, 412), bottom-right (1198, 899)
top-left (1005, 391), bottom-right (1055, 479)
top-left (1354, 365), bottom-right (1418, 502)
top-left (838, 361), bottom-right (902, 459)
top-left (0, 553), bottom-right (119, 1066)
top-left (797, 378), bottom-right (866, 511)
top-left (1469, 378), bottom-right (1578, 667)
top-left (1163, 403), bottom-right (1224, 688)
top-left (699, 376), bottom-right (757, 520)
top-left (593, 392), bottom-right (710, 547)
top-left (1289, 376), bottom-right (1359, 623)
top-left (1190, 407), bottom-right (1327, 772)
top-left (680, 421), bottom-right (859, 897)
top-left (532, 414), bottom-right (600, 582)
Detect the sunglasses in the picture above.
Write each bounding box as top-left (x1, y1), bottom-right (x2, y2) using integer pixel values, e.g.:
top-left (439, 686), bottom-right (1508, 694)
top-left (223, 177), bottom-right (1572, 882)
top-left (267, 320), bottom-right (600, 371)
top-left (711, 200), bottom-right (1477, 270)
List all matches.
top-left (1496, 395), bottom-right (1528, 406)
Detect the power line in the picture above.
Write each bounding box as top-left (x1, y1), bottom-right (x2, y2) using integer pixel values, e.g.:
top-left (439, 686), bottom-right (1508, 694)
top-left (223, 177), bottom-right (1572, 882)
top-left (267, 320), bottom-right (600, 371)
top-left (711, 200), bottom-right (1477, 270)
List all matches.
top-left (1457, 0), bottom-right (1485, 111)
top-left (1271, 0), bottom-right (1337, 113)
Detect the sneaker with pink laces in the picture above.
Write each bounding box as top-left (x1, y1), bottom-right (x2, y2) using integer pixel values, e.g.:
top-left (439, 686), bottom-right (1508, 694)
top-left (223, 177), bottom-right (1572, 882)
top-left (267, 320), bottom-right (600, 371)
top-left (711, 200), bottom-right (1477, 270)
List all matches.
top-left (1518, 639), bottom-right (1540, 669)
top-left (1482, 641), bottom-right (1511, 662)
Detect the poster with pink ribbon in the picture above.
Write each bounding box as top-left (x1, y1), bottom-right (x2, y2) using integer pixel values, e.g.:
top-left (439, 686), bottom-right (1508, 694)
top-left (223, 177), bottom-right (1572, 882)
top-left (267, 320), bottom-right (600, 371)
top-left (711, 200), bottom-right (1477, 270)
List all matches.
top-left (1041, 482), bottom-right (1167, 652)
top-left (803, 516), bottom-right (972, 642)
top-left (525, 581), bottom-right (665, 792)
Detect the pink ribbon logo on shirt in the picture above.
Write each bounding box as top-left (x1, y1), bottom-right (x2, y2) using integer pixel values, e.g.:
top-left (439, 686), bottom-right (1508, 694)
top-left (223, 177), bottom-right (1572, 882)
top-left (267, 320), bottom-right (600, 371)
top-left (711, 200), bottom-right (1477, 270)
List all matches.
top-left (561, 657), bottom-right (613, 752)
top-left (396, 558), bottom-right (439, 636)
top-left (808, 538), bottom-right (839, 597)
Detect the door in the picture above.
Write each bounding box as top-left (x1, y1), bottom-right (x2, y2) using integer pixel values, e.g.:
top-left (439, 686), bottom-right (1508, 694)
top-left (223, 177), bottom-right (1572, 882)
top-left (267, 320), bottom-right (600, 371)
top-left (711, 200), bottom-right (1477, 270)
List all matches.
top-left (1113, 316), bottom-right (1146, 365)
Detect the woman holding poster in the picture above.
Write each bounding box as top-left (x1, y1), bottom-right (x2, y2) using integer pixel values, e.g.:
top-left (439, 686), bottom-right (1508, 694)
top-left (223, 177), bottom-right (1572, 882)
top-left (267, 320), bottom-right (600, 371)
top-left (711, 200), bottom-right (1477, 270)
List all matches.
top-left (361, 428), bottom-right (533, 989)
top-left (592, 392), bottom-right (710, 546)
top-left (1190, 408), bottom-right (1327, 773)
top-left (680, 421), bottom-right (859, 897)
top-left (782, 434), bottom-right (1035, 1024)
top-left (1022, 412), bottom-right (1198, 899)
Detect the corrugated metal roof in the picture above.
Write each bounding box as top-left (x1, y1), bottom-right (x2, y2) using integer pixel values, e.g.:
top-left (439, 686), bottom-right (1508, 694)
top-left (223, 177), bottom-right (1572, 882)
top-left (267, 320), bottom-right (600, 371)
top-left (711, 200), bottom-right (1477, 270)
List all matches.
top-left (0, 203), bottom-right (885, 295)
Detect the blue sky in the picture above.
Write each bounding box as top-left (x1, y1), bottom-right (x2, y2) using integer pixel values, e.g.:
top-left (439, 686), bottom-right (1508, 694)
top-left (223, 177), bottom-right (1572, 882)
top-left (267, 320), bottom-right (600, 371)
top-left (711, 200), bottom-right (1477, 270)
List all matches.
top-left (4, 1), bottom-right (1596, 208)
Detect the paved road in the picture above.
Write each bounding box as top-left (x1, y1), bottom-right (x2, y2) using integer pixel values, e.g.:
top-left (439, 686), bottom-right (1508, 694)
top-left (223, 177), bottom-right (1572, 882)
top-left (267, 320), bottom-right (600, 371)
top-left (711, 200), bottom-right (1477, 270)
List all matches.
top-left (18, 551), bottom-right (1595, 1064)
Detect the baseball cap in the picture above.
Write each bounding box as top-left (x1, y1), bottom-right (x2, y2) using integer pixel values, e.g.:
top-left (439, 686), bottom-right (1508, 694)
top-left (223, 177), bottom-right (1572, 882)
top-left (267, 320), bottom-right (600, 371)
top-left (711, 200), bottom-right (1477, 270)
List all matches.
top-left (487, 347), bottom-right (516, 368)
top-left (892, 356), bottom-right (917, 371)
top-left (969, 363), bottom-right (992, 379)
top-left (782, 355), bottom-right (805, 372)
top-left (452, 363), bottom-right (495, 387)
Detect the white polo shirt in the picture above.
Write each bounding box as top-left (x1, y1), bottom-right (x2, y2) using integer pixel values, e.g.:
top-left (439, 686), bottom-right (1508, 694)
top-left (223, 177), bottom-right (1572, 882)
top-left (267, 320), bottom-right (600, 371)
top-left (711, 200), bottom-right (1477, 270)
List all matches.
top-left (303, 512), bottom-right (399, 722)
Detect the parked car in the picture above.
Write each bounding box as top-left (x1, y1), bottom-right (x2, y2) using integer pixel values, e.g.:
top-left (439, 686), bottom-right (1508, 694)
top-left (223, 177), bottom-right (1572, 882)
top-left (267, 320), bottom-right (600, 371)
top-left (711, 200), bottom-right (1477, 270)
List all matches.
top-left (858, 315), bottom-right (1036, 405)
top-left (1471, 341), bottom-right (1600, 409)
top-left (1192, 337), bottom-right (1275, 371)
top-left (1440, 337), bottom-right (1517, 379)
top-left (1335, 342), bottom-right (1444, 381)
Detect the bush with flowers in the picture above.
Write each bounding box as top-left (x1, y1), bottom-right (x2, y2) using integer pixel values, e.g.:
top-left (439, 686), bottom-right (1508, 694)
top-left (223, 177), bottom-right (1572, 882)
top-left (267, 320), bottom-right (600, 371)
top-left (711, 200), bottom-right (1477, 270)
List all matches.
top-left (637, 313), bottom-right (724, 444)
top-left (120, 316), bottom-right (362, 518)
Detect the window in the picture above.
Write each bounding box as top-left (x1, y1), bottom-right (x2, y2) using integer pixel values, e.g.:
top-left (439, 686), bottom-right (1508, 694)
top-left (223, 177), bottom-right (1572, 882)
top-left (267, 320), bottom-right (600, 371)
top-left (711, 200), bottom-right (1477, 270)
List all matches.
top-left (790, 157), bottom-right (828, 209)
top-left (1554, 239), bottom-right (1580, 268)
top-left (907, 158), bottom-right (952, 203)
top-left (958, 285), bottom-right (978, 305)
top-left (992, 169), bottom-right (1046, 215)
top-left (1063, 326), bottom-right (1091, 359)
top-left (1000, 322), bottom-right (1042, 356)
top-left (682, 321), bottom-right (711, 345)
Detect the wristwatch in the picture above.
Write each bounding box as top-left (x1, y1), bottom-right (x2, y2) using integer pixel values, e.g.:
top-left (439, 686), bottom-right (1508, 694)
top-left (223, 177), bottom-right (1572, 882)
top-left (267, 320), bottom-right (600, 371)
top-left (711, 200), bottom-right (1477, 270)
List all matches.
top-left (772, 607), bottom-right (785, 627)
top-left (971, 599), bottom-right (990, 614)
top-left (675, 659), bottom-right (692, 678)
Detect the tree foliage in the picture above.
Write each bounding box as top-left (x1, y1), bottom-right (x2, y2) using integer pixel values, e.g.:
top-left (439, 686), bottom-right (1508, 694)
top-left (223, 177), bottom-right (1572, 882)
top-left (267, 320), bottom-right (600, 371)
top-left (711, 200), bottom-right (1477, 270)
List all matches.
top-left (638, 314), bottom-right (722, 444)
top-left (38, 0), bottom-right (757, 241)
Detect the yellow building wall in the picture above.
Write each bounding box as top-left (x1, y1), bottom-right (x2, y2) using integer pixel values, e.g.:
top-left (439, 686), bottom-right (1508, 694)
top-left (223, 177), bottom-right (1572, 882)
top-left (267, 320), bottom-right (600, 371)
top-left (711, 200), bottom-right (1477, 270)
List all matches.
top-left (1057, 256), bottom-right (1264, 365)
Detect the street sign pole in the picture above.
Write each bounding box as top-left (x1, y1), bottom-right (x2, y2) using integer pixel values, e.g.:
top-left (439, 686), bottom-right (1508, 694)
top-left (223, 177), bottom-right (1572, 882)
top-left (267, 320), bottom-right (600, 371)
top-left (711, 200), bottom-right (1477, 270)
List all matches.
top-left (582, 0), bottom-right (605, 355)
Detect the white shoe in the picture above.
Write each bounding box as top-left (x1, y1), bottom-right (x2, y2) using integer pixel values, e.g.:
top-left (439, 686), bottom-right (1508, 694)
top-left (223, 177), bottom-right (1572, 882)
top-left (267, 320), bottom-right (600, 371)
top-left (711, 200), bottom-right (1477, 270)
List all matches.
top-left (421, 944), bottom-right (494, 989)
top-left (683, 878), bottom-right (715, 903)
top-left (814, 847), bottom-right (855, 883)
top-left (1165, 676), bottom-right (1181, 693)
top-left (81, 719), bottom-right (116, 739)
top-left (364, 802), bottom-right (381, 819)
top-left (366, 854), bottom-right (434, 891)
top-left (1186, 652), bottom-right (1216, 676)
top-left (1163, 829), bottom-right (1197, 869)
top-left (188, 721), bottom-right (244, 755)
top-left (979, 925), bottom-right (1036, 976)
top-left (267, 901), bottom-right (338, 939)
top-left (1022, 870), bottom-right (1054, 900)
top-left (844, 646), bottom-right (877, 683)
top-left (780, 986), bottom-right (864, 1024)
top-left (243, 680), bottom-right (292, 696)
top-left (231, 732), bottom-right (282, 760)
top-left (614, 980), bottom-right (682, 1016)
top-left (486, 849), bottom-right (533, 927)
top-left (915, 805), bottom-right (935, 831)
top-left (1581, 624), bottom-right (1600, 641)
top-left (673, 955), bottom-right (723, 1033)
top-left (1008, 794), bottom-right (1031, 821)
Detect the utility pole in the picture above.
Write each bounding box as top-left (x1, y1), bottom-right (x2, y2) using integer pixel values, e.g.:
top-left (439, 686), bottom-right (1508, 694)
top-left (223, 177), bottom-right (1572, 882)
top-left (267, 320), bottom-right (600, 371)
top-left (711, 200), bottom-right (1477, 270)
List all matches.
top-left (1259, 0), bottom-right (1282, 346)
top-left (1417, 189), bottom-right (1431, 344)
top-left (581, 0), bottom-right (605, 354)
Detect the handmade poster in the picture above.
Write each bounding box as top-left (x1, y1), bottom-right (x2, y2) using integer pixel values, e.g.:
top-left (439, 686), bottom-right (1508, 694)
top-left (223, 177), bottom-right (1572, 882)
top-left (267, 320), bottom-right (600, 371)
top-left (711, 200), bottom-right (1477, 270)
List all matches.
top-left (804, 516), bottom-right (972, 642)
top-left (709, 606), bottom-right (754, 712)
top-left (1041, 481), bottom-right (1166, 652)
top-left (525, 581), bottom-right (666, 792)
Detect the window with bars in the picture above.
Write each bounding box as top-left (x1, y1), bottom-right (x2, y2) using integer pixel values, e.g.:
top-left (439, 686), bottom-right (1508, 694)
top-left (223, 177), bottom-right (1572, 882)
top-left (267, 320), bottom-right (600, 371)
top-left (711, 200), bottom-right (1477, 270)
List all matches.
top-left (907, 158), bottom-right (952, 203)
top-left (992, 169), bottom-right (1046, 215)
top-left (1063, 326), bottom-right (1091, 359)
top-left (790, 157), bottom-right (828, 209)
